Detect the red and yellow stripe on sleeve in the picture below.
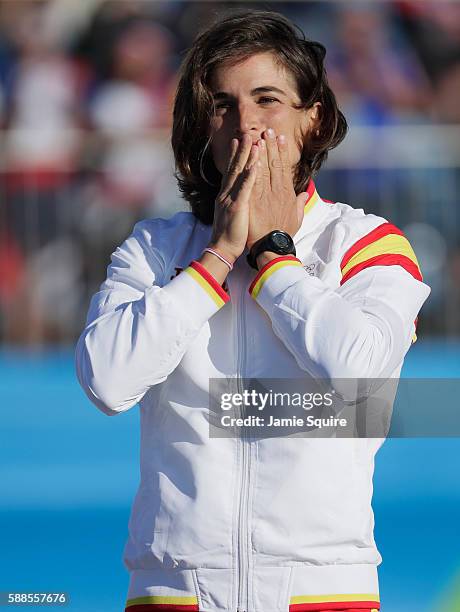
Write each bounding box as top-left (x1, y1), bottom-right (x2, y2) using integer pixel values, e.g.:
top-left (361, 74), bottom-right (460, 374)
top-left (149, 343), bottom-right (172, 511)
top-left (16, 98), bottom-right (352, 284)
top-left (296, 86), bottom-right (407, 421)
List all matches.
top-left (340, 223), bottom-right (422, 286)
top-left (289, 592), bottom-right (380, 611)
top-left (125, 595), bottom-right (199, 611)
top-left (185, 261), bottom-right (230, 308)
top-left (249, 255), bottom-right (303, 299)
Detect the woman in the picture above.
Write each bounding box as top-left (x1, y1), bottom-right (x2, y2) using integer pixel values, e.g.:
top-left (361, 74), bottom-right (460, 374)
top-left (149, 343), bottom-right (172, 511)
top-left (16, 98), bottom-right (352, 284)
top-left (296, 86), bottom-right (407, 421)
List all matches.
top-left (76, 10), bottom-right (430, 612)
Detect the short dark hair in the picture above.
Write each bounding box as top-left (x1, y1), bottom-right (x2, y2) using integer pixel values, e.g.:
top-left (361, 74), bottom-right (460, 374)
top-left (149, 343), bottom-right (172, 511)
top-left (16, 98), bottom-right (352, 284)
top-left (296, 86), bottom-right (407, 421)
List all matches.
top-left (171, 9), bottom-right (347, 225)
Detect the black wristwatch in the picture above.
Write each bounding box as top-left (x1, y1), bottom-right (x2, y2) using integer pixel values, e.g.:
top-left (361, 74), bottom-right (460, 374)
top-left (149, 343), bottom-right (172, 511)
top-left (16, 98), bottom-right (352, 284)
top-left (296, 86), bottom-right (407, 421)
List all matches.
top-left (247, 230), bottom-right (296, 270)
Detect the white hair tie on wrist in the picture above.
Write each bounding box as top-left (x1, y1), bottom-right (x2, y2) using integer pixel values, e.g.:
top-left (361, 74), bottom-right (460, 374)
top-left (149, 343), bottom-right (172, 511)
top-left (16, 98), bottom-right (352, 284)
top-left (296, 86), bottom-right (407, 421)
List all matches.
top-left (203, 248), bottom-right (234, 271)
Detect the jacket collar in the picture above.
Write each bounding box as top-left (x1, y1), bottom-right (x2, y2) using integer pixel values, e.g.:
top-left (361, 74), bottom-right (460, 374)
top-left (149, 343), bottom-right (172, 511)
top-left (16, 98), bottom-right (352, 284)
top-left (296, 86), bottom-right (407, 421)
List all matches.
top-left (303, 179), bottom-right (320, 216)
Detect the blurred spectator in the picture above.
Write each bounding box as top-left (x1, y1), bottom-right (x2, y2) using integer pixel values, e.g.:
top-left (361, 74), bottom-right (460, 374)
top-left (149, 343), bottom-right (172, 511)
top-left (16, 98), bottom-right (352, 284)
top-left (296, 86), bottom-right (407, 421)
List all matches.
top-left (5, 1), bottom-right (83, 243)
top-left (327, 3), bottom-right (431, 126)
top-left (73, 0), bottom-right (151, 84)
top-left (396, 2), bottom-right (460, 124)
top-left (397, 2), bottom-right (460, 85)
top-left (88, 20), bottom-right (177, 208)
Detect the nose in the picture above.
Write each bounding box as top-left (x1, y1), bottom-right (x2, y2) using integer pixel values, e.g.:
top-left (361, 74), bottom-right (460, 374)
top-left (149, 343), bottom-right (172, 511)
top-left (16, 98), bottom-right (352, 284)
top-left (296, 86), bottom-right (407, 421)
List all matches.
top-left (233, 101), bottom-right (263, 140)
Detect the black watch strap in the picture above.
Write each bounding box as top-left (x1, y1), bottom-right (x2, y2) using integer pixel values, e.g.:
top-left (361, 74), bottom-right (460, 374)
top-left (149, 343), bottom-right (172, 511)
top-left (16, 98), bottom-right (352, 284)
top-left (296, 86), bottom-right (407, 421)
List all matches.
top-left (247, 230), bottom-right (296, 270)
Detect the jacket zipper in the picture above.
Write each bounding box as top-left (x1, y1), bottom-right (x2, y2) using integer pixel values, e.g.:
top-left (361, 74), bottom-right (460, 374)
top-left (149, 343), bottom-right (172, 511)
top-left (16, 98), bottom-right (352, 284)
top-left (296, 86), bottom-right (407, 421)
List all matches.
top-left (236, 279), bottom-right (250, 612)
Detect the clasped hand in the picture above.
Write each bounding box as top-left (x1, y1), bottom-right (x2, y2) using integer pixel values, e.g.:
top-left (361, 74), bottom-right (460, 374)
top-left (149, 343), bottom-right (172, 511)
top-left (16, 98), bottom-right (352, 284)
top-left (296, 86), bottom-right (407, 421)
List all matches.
top-left (210, 130), bottom-right (307, 264)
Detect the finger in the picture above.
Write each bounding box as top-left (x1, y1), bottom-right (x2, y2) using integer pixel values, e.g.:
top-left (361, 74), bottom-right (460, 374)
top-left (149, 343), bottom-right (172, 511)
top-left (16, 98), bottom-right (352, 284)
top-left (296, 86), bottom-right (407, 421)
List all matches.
top-left (244, 145), bottom-right (261, 198)
top-left (226, 138), bottom-right (239, 172)
top-left (231, 146), bottom-right (259, 201)
top-left (228, 135), bottom-right (253, 177)
top-left (245, 143), bottom-right (259, 170)
top-left (277, 133), bottom-right (291, 178)
top-left (263, 128), bottom-right (282, 188)
top-left (256, 137), bottom-right (270, 187)
top-left (219, 138), bottom-right (240, 196)
top-left (221, 135), bottom-right (253, 194)
top-left (253, 155), bottom-right (264, 196)
top-left (239, 159), bottom-right (259, 196)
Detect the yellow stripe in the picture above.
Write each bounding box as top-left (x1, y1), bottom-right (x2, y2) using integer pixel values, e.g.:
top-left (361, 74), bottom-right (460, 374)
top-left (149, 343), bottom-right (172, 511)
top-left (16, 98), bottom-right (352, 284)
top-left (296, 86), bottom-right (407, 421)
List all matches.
top-left (290, 593), bottom-right (380, 604)
top-left (304, 189), bottom-right (319, 215)
top-left (126, 595), bottom-right (198, 607)
top-left (185, 266), bottom-right (225, 308)
top-left (341, 234), bottom-right (419, 278)
top-left (251, 259), bottom-right (302, 299)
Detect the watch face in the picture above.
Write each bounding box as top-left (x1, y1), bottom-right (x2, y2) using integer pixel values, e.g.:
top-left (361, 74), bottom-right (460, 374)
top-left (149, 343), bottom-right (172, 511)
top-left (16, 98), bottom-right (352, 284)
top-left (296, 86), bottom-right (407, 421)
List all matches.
top-left (247, 230), bottom-right (295, 269)
top-left (272, 231), bottom-right (292, 252)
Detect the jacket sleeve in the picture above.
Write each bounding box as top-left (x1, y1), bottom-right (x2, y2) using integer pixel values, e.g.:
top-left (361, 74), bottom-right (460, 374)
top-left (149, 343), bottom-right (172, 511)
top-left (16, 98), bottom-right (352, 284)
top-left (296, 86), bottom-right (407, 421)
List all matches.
top-left (75, 220), bottom-right (229, 416)
top-left (248, 221), bottom-right (431, 384)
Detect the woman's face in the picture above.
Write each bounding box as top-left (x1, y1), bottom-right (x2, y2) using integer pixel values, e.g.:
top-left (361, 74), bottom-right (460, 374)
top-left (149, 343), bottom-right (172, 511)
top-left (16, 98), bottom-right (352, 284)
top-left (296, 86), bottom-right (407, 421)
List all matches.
top-left (208, 51), bottom-right (317, 176)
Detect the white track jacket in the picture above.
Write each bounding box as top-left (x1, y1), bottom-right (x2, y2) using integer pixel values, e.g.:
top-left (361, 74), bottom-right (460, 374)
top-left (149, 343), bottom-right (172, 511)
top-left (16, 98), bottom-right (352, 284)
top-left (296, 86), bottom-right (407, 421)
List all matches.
top-left (75, 181), bottom-right (430, 612)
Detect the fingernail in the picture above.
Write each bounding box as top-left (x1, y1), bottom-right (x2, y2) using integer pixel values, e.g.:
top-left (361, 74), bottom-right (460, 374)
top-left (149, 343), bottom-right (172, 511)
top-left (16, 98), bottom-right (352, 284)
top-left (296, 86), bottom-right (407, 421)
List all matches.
top-left (259, 139), bottom-right (266, 148)
top-left (267, 128), bottom-right (275, 138)
top-left (278, 134), bottom-right (286, 144)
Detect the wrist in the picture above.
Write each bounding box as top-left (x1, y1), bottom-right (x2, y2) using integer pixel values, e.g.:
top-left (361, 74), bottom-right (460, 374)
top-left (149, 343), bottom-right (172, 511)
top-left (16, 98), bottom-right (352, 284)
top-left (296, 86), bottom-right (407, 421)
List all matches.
top-left (256, 251), bottom-right (279, 270)
top-left (199, 251), bottom-right (231, 286)
top-left (247, 230), bottom-right (296, 270)
top-left (208, 242), bottom-right (239, 266)
top-left (203, 247), bottom-right (234, 271)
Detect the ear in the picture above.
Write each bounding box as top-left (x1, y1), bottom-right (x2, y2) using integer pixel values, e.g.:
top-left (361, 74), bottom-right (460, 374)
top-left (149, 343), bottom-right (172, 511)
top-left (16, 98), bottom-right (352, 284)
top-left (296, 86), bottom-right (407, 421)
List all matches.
top-left (299, 101), bottom-right (322, 141)
top-left (306, 102), bottom-right (321, 132)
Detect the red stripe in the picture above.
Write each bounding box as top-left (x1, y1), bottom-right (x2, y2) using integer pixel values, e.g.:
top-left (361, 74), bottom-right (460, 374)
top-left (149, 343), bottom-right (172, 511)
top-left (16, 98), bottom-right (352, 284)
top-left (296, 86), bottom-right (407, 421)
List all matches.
top-left (340, 253), bottom-right (422, 285)
top-left (306, 178), bottom-right (316, 200)
top-left (341, 223), bottom-right (404, 270)
top-left (322, 198), bottom-right (335, 204)
top-left (290, 603), bottom-right (379, 611)
top-left (248, 255), bottom-right (300, 294)
top-left (189, 260), bottom-right (230, 303)
top-left (125, 606), bottom-right (199, 612)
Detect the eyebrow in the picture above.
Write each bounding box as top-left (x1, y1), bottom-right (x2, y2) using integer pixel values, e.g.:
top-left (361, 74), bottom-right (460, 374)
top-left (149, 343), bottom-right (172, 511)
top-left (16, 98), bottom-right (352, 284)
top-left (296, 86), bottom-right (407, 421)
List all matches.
top-left (212, 86), bottom-right (288, 99)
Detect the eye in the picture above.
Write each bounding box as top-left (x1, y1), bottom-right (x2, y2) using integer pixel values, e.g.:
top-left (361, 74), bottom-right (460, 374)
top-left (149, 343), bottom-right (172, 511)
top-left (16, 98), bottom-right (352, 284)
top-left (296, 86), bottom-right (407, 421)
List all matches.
top-left (213, 101), bottom-right (232, 115)
top-left (258, 97), bottom-right (279, 105)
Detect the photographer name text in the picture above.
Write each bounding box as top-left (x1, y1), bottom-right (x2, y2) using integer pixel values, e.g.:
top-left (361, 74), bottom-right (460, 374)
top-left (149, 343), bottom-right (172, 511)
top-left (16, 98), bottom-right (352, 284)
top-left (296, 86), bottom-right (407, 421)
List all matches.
top-left (220, 414), bottom-right (347, 428)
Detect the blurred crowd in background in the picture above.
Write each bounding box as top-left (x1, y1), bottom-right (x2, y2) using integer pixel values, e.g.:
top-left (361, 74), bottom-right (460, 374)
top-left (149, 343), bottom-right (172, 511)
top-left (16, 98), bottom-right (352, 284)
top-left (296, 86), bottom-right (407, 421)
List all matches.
top-left (0, 0), bottom-right (459, 345)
